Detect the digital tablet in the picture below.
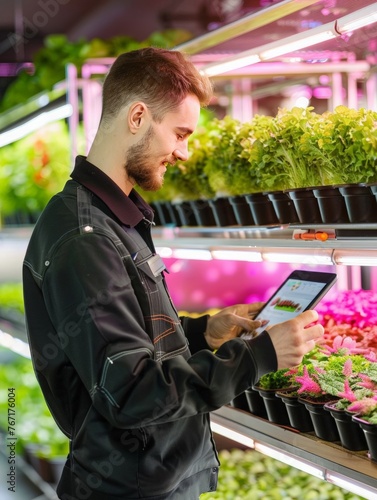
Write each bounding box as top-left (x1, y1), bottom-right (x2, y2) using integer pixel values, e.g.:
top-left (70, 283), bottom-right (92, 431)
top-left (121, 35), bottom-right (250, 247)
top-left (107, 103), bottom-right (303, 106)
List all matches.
top-left (250, 270), bottom-right (337, 335)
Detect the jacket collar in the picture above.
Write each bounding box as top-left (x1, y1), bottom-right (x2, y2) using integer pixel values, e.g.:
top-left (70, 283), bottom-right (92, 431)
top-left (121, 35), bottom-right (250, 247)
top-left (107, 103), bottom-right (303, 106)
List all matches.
top-left (71, 156), bottom-right (154, 227)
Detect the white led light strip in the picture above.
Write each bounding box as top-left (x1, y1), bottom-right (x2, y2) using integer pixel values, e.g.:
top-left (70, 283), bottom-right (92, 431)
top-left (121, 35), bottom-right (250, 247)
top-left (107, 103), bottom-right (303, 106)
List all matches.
top-left (254, 442), bottom-right (324, 479)
top-left (0, 103), bottom-right (73, 147)
top-left (0, 330), bottom-right (31, 359)
top-left (210, 422), bottom-right (255, 449)
top-left (327, 471), bottom-right (377, 500)
top-left (201, 3), bottom-right (377, 77)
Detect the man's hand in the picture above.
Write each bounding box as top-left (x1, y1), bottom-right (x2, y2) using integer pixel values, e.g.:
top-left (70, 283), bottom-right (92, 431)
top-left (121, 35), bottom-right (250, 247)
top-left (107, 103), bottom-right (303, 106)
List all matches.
top-left (204, 303), bottom-right (265, 350)
top-left (204, 305), bottom-right (324, 370)
top-left (266, 310), bottom-right (324, 369)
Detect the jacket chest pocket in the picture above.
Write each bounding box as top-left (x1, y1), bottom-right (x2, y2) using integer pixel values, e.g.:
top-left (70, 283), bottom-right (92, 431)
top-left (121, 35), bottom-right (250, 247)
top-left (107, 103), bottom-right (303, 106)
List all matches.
top-left (135, 256), bottom-right (180, 321)
top-left (135, 256), bottom-right (163, 295)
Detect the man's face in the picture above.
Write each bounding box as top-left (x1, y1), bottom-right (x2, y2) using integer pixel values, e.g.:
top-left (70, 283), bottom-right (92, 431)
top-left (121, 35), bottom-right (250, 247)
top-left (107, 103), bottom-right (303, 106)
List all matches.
top-left (125, 94), bottom-right (200, 191)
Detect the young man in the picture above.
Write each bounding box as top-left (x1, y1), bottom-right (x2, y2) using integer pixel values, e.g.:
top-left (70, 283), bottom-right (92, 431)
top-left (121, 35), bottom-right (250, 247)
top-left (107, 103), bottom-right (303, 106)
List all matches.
top-left (23, 47), bottom-right (323, 500)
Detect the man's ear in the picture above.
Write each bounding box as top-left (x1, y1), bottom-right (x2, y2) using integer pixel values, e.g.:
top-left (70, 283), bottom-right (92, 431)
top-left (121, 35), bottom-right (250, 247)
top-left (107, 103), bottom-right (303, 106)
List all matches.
top-left (128, 102), bottom-right (148, 134)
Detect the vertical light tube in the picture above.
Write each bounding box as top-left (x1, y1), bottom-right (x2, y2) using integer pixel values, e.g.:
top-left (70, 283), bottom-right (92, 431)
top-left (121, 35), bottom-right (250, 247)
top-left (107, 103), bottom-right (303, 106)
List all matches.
top-left (331, 71), bottom-right (343, 108)
top-left (366, 73), bottom-right (377, 111)
top-left (231, 79), bottom-right (253, 122)
top-left (347, 72), bottom-right (358, 109)
top-left (66, 63), bottom-right (79, 162)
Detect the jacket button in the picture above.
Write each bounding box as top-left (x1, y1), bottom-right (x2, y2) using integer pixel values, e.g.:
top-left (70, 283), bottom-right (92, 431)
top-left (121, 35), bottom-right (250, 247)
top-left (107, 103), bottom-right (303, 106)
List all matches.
top-left (84, 225), bottom-right (93, 232)
top-left (44, 261), bottom-right (50, 266)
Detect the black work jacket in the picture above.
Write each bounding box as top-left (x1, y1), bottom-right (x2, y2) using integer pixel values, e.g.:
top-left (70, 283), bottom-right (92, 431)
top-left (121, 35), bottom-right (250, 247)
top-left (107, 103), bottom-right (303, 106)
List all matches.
top-left (22, 156), bottom-right (277, 500)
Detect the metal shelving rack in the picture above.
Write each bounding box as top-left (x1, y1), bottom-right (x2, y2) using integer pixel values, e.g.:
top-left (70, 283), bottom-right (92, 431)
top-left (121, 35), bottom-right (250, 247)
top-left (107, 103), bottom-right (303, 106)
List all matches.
top-left (153, 223), bottom-right (377, 267)
top-left (211, 406), bottom-right (377, 498)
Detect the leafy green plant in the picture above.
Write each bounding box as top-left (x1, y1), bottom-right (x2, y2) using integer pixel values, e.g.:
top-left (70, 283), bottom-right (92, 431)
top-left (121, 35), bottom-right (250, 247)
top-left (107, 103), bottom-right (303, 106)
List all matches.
top-left (255, 368), bottom-right (293, 391)
top-left (289, 336), bottom-right (377, 406)
top-left (0, 121), bottom-right (70, 219)
top-left (300, 106), bottom-right (377, 185)
top-left (240, 105), bottom-right (377, 190)
top-left (240, 107), bottom-right (328, 190)
top-left (203, 116), bottom-right (258, 196)
top-left (0, 282), bottom-right (24, 314)
top-left (200, 448), bottom-right (364, 499)
top-left (0, 350), bottom-right (69, 458)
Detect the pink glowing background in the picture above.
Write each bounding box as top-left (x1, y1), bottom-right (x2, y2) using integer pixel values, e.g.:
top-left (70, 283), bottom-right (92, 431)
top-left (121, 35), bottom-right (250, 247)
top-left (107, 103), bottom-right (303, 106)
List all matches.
top-left (163, 259), bottom-right (339, 313)
top-left (163, 258), bottom-right (377, 352)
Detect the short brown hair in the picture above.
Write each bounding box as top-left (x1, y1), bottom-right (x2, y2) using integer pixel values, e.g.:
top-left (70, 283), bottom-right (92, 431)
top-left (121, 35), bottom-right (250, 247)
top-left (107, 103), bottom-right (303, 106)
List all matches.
top-left (101, 47), bottom-right (213, 123)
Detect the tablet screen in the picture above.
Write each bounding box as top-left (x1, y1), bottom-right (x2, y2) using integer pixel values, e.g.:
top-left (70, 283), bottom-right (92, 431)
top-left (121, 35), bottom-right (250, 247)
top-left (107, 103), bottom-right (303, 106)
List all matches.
top-left (252, 271), bottom-right (337, 335)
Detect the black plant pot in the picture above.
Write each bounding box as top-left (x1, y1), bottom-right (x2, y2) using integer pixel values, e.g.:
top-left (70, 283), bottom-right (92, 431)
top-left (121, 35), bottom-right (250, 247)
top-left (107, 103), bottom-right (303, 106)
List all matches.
top-left (324, 403), bottom-right (367, 451)
top-left (167, 202), bottom-right (183, 226)
top-left (151, 201), bottom-right (174, 226)
top-left (3, 211), bottom-right (42, 226)
top-left (173, 201), bottom-right (198, 227)
top-left (313, 186), bottom-right (349, 224)
top-left (267, 191), bottom-right (300, 224)
top-left (352, 414), bottom-right (377, 461)
top-left (189, 200), bottom-right (216, 227)
top-left (245, 388), bottom-right (267, 418)
top-left (276, 390), bottom-right (314, 432)
top-left (368, 182), bottom-right (377, 203)
top-left (287, 188), bottom-right (322, 224)
top-left (299, 397), bottom-right (340, 442)
top-left (339, 184), bottom-right (377, 223)
top-left (229, 195), bottom-right (255, 226)
top-left (208, 197), bottom-right (238, 227)
top-left (230, 392), bottom-right (249, 412)
top-left (245, 193), bottom-right (279, 226)
top-left (253, 386), bottom-right (290, 426)
top-left (153, 201), bottom-right (182, 226)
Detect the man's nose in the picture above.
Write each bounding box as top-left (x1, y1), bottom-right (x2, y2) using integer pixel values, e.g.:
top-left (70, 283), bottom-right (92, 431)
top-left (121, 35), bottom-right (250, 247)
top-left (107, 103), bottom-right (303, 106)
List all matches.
top-left (173, 146), bottom-right (188, 162)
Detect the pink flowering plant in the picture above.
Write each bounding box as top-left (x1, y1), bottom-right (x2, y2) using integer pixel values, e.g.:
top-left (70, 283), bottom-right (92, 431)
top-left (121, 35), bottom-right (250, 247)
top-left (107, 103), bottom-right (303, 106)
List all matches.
top-left (289, 335), bottom-right (377, 408)
top-left (256, 344), bottom-right (322, 392)
top-left (348, 397), bottom-right (377, 424)
top-left (257, 334), bottom-right (377, 412)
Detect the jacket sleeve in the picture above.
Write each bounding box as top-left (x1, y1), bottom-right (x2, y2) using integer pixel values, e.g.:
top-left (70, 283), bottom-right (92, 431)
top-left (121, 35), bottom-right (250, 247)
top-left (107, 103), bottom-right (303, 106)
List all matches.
top-left (43, 232), bottom-right (277, 430)
top-left (180, 315), bottom-right (211, 353)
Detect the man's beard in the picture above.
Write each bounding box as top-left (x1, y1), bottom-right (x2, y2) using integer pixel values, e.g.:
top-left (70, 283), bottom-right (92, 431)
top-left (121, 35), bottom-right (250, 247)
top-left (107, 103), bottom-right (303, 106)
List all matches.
top-left (125, 125), bottom-right (163, 191)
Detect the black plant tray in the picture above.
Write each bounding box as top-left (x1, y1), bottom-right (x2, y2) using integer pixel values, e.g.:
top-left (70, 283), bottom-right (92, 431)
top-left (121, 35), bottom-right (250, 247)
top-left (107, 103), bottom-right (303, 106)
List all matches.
top-left (336, 228), bottom-right (377, 239)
